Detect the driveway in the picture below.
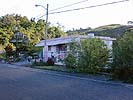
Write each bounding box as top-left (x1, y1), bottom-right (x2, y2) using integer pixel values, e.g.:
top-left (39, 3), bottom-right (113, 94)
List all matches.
top-left (0, 63), bottom-right (132, 100)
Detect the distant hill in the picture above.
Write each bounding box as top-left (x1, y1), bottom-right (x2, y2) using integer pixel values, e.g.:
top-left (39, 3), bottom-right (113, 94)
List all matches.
top-left (67, 24), bottom-right (133, 38)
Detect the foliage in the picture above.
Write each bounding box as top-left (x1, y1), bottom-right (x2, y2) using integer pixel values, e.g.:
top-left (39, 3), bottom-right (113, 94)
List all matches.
top-left (0, 14), bottom-right (66, 62)
top-left (64, 38), bottom-right (109, 74)
top-left (48, 26), bottom-right (66, 39)
top-left (67, 27), bottom-right (91, 36)
top-left (68, 38), bottom-right (81, 60)
top-left (4, 44), bottom-right (15, 61)
top-left (32, 58), bottom-right (54, 66)
top-left (112, 29), bottom-right (133, 83)
top-left (79, 38), bottom-right (109, 74)
top-left (112, 67), bottom-right (133, 83)
top-left (24, 43), bottom-right (42, 57)
top-left (0, 14), bottom-right (66, 48)
top-left (4, 44), bottom-right (13, 51)
top-left (32, 61), bottom-right (47, 66)
top-left (0, 52), bottom-right (6, 60)
top-left (113, 29), bottom-right (133, 68)
top-left (47, 58), bottom-right (54, 66)
top-left (65, 38), bottom-right (81, 68)
top-left (67, 24), bottom-right (133, 38)
top-left (64, 53), bottom-right (76, 69)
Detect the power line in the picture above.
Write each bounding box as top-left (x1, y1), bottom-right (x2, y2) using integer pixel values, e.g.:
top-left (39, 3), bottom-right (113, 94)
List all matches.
top-left (49, 0), bottom-right (129, 15)
top-left (35, 15), bottom-right (45, 21)
top-left (49, 0), bottom-right (88, 12)
top-left (35, 0), bottom-right (88, 20)
top-left (35, 0), bottom-right (129, 20)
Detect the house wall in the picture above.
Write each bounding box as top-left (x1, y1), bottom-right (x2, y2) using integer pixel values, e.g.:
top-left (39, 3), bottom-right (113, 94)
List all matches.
top-left (36, 35), bottom-right (115, 65)
top-left (103, 40), bottom-right (113, 50)
top-left (48, 41), bottom-right (113, 64)
top-left (47, 45), bottom-right (68, 64)
top-left (47, 46), bottom-right (56, 58)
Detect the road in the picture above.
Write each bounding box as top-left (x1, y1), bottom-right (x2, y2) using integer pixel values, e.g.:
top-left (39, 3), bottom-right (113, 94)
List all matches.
top-left (0, 63), bottom-right (132, 100)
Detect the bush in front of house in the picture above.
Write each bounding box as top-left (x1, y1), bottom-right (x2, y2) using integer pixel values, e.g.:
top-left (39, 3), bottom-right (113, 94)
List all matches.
top-left (64, 53), bottom-right (76, 69)
top-left (47, 58), bottom-right (54, 66)
top-left (32, 61), bottom-right (47, 66)
top-left (64, 38), bottom-right (109, 74)
top-left (112, 67), bottom-right (133, 83)
top-left (32, 58), bottom-right (54, 66)
top-left (78, 38), bottom-right (109, 74)
top-left (112, 30), bottom-right (133, 83)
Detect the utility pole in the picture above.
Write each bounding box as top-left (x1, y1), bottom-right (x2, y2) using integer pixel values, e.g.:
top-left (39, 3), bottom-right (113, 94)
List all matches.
top-left (45, 4), bottom-right (48, 46)
top-left (35, 4), bottom-right (49, 62)
top-left (44, 4), bottom-right (49, 62)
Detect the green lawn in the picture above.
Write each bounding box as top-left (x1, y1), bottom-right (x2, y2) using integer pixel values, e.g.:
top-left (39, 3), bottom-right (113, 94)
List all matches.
top-left (32, 65), bottom-right (67, 71)
top-left (31, 65), bottom-right (79, 73)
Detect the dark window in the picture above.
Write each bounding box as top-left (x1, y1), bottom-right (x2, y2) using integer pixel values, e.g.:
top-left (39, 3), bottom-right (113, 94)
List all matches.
top-left (48, 46), bottom-right (51, 51)
top-left (58, 44), bottom-right (67, 51)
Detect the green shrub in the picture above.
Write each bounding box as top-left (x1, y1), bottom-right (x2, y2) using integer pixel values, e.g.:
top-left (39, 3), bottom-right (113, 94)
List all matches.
top-left (112, 30), bottom-right (133, 83)
top-left (32, 58), bottom-right (54, 66)
top-left (32, 61), bottom-right (47, 66)
top-left (0, 52), bottom-right (6, 59)
top-left (76, 66), bottom-right (101, 74)
top-left (64, 53), bottom-right (76, 69)
top-left (78, 38), bottom-right (109, 74)
top-left (112, 67), bottom-right (133, 83)
top-left (47, 58), bottom-right (54, 66)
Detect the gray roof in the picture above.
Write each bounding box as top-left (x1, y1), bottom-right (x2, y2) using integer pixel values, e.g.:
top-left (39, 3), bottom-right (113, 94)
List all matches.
top-left (36, 35), bottom-right (116, 47)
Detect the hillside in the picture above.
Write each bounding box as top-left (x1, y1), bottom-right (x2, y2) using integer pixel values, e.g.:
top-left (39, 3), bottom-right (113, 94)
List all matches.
top-left (67, 24), bottom-right (133, 38)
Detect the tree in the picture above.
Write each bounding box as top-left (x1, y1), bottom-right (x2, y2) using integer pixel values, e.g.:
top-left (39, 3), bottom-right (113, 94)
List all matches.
top-left (0, 14), bottom-right (67, 50)
top-left (64, 38), bottom-right (81, 68)
top-left (113, 29), bottom-right (133, 68)
top-left (48, 26), bottom-right (66, 39)
top-left (64, 53), bottom-right (76, 68)
top-left (112, 29), bottom-right (133, 82)
top-left (79, 38), bottom-right (109, 73)
top-left (64, 38), bottom-right (109, 73)
top-left (4, 44), bottom-right (14, 61)
top-left (0, 29), bottom-right (7, 45)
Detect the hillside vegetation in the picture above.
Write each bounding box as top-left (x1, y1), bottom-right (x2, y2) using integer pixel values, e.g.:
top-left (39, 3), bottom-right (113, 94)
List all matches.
top-left (67, 24), bottom-right (133, 38)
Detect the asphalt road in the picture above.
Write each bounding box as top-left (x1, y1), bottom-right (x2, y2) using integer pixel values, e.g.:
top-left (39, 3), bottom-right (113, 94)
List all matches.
top-left (0, 63), bottom-right (132, 100)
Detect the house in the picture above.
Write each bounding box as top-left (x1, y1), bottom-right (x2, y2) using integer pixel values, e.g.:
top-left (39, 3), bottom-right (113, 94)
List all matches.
top-left (36, 33), bottom-right (116, 65)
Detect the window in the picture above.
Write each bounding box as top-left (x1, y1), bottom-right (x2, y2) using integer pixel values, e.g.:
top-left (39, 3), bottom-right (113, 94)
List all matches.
top-left (56, 44), bottom-right (67, 52)
top-left (59, 44), bottom-right (67, 51)
top-left (48, 46), bottom-right (51, 51)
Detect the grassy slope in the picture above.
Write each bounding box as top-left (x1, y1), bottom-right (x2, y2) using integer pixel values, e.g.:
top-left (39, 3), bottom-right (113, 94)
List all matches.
top-left (67, 24), bottom-right (133, 38)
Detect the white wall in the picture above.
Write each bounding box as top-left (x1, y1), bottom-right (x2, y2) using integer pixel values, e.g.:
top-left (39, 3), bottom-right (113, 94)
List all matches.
top-left (103, 40), bottom-right (113, 50)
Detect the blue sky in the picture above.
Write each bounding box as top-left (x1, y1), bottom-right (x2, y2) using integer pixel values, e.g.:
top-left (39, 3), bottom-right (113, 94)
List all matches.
top-left (0, 0), bottom-right (132, 31)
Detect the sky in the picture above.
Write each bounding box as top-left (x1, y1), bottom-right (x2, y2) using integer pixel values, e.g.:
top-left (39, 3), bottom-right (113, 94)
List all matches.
top-left (0, 0), bottom-right (133, 31)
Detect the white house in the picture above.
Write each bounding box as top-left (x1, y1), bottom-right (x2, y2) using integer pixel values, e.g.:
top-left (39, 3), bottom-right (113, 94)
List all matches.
top-left (36, 33), bottom-right (116, 65)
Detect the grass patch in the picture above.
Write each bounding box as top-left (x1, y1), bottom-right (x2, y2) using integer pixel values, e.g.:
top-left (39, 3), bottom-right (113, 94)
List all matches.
top-left (32, 65), bottom-right (67, 72)
top-left (31, 62), bottom-right (112, 80)
top-left (31, 65), bottom-right (94, 74)
top-left (31, 64), bottom-right (84, 73)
